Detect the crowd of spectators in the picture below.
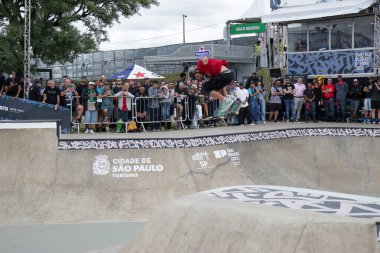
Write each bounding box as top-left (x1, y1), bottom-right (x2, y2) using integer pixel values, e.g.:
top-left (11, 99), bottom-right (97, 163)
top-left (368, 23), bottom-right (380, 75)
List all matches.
top-left (267, 74), bottom-right (380, 124)
top-left (1, 71), bottom-right (379, 134)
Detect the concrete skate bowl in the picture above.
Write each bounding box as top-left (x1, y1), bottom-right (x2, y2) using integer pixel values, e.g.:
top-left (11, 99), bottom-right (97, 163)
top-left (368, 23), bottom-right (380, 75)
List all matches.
top-left (120, 186), bottom-right (380, 253)
top-left (0, 121), bottom-right (379, 225)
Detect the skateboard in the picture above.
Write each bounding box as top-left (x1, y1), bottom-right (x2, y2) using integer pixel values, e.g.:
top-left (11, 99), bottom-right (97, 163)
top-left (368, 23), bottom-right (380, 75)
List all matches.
top-left (213, 99), bottom-right (242, 118)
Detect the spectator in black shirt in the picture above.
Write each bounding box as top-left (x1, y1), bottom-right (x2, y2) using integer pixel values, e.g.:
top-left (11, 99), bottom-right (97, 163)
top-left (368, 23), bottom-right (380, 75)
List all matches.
top-left (303, 82), bottom-right (317, 123)
top-left (176, 72), bottom-right (186, 86)
top-left (0, 73), bottom-right (5, 93)
top-left (29, 78), bottom-right (42, 102)
top-left (313, 78), bottom-right (322, 120)
top-left (3, 71), bottom-right (22, 98)
top-left (175, 82), bottom-right (188, 120)
top-left (76, 76), bottom-right (87, 104)
top-left (362, 77), bottom-right (373, 124)
top-left (245, 72), bottom-right (259, 89)
top-left (43, 80), bottom-right (61, 107)
top-left (61, 78), bottom-right (84, 123)
top-left (129, 79), bottom-right (139, 96)
top-left (349, 79), bottom-right (362, 122)
top-left (143, 78), bottom-right (151, 92)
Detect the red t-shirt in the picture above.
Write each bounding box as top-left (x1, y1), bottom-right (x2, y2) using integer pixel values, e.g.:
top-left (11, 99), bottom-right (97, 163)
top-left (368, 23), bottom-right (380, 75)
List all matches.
top-left (322, 84), bottom-right (335, 99)
top-left (197, 58), bottom-right (229, 77)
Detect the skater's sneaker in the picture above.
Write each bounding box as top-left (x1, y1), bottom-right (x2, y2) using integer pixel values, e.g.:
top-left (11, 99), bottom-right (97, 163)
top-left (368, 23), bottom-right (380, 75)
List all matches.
top-left (84, 128), bottom-right (90, 134)
top-left (89, 129), bottom-right (95, 134)
top-left (219, 96), bottom-right (236, 113)
top-left (106, 127), bottom-right (110, 133)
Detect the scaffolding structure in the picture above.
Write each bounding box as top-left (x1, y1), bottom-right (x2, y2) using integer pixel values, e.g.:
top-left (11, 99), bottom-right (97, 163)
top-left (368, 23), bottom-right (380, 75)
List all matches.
top-left (374, 2), bottom-right (380, 76)
top-left (272, 23), bottom-right (285, 69)
top-left (23, 0), bottom-right (31, 98)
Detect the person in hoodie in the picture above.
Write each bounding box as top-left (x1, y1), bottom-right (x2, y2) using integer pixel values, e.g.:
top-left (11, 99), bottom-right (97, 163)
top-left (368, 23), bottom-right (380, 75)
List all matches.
top-left (334, 75), bottom-right (349, 122)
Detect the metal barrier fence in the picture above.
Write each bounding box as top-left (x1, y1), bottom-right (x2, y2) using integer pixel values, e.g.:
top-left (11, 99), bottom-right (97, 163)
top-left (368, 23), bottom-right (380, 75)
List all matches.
top-left (68, 95), bottom-right (224, 133)
top-left (66, 95), bottom-right (370, 133)
top-left (68, 95), bottom-right (134, 134)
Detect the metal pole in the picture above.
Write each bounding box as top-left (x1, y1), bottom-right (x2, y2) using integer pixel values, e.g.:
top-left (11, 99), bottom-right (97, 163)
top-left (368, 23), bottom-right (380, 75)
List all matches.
top-left (182, 14), bottom-right (187, 44)
top-left (267, 24), bottom-right (272, 69)
top-left (24, 0), bottom-right (31, 99)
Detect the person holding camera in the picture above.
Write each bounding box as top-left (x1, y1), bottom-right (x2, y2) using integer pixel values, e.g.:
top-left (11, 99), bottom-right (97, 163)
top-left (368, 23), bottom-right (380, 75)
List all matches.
top-left (61, 78), bottom-right (83, 123)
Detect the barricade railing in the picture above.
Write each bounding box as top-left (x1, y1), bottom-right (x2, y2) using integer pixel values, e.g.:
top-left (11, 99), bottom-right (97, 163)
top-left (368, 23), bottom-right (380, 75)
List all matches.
top-left (66, 93), bottom-right (266, 133)
top-left (134, 96), bottom-right (187, 131)
top-left (185, 95), bottom-right (223, 128)
top-left (68, 95), bottom-right (134, 134)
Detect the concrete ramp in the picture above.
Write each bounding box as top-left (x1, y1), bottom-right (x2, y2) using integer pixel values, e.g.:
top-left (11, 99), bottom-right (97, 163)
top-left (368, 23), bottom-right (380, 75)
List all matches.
top-left (119, 186), bottom-right (380, 253)
top-left (0, 122), bottom-right (379, 224)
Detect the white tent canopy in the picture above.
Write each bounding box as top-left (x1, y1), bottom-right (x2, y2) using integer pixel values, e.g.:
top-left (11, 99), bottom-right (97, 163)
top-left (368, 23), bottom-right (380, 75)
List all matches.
top-left (240, 0), bottom-right (271, 19)
top-left (261, 0), bottom-right (376, 23)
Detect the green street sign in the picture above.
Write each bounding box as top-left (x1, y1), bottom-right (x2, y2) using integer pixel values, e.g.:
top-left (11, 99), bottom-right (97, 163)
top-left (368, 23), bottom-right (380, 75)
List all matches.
top-left (230, 23), bottom-right (267, 35)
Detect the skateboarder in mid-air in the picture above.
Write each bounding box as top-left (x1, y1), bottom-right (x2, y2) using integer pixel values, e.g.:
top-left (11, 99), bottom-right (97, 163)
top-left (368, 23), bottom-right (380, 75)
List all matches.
top-left (193, 57), bottom-right (236, 116)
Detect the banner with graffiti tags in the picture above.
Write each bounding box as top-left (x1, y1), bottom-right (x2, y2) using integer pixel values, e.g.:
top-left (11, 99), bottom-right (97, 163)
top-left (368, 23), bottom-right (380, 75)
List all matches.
top-left (0, 95), bottom-right (71, 132)
top-left (288, 49), bottom-right (373, 75)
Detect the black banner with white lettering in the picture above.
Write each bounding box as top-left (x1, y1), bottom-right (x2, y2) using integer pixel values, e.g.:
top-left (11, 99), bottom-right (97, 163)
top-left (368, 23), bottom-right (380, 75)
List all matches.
top-left (0, 96), bottom-right (71, 132)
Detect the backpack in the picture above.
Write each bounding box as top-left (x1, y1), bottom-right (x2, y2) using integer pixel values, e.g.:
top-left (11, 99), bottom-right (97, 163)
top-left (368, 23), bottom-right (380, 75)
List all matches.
top-left (127, 120), bottom-right (138, 132)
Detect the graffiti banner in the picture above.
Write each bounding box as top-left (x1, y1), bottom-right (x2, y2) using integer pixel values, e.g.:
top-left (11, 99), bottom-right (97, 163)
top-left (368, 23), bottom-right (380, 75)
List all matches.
top-left (0, 96), bottom-right (71, 132)
top-left (288, 49), bottom-right (373, 75)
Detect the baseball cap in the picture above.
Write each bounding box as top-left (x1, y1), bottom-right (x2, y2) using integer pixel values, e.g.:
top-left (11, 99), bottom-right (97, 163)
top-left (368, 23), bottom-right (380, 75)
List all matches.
top-left (353, 79), bottom-right (358, 82)
top-left (190, 84), bottom-right (197, 89)
top-left (88, 81), bottom-right (95, 85)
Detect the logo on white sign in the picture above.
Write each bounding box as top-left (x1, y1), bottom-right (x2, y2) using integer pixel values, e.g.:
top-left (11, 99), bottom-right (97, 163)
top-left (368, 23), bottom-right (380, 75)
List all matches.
top-left (214, 149), bottom-right (240, 165)
top-left (92, 156), bottom-right (164, 178)
top-left (192, 152), bottom-right (210, 168)
top-left (92, 155), bottom-right (111, 175)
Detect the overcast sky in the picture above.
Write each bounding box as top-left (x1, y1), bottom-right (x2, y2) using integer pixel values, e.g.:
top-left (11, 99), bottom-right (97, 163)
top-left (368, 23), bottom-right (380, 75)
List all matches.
top-left (99, 0), bottom-right (251, 51)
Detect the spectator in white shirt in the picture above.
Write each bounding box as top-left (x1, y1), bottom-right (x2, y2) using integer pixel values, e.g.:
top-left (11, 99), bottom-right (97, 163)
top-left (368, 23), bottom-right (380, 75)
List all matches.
top-left (236, 83), bottom-right (251, 125)
top-left (294, 77), bottom-right (306, 121)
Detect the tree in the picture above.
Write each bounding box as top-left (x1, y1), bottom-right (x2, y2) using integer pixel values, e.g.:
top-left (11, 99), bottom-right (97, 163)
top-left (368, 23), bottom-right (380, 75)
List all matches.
top-left (0, 0), bottom-right (159, 73)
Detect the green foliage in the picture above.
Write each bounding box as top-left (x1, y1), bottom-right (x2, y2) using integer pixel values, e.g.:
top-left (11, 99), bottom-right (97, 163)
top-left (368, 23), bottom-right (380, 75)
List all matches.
top-left (0, 0), bottom-right (159, 73)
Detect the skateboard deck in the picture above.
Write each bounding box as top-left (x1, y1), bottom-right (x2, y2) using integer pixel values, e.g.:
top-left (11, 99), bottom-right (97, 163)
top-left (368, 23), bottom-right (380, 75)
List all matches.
top-left (213, 100), bottom-right (241, 118)
top-left (226, 100), bottom-right (242, 115)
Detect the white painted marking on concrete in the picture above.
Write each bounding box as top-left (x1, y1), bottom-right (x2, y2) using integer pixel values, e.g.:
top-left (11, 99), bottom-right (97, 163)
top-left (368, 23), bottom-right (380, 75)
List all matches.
top-left (0, 122), bottom-right (56, 129)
